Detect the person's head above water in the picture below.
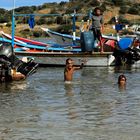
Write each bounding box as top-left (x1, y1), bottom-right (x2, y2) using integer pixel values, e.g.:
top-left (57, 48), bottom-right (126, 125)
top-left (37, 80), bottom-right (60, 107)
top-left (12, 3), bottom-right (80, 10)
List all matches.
top-left (118, 74), bottom-right (127, 85)
top-left (66, 58), bottom-right (74, 68)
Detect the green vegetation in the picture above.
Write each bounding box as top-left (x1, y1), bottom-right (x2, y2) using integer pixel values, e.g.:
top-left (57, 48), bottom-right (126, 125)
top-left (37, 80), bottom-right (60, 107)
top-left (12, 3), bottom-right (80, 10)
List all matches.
top-left (128, 4), bottom-right (140, 15)
top-left (0, 0), bottom-right (140, 37)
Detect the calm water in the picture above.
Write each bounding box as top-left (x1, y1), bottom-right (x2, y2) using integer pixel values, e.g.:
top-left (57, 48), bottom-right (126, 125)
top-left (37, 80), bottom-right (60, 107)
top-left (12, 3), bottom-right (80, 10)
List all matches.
top-left (0, 66), bottom-right (140, 140)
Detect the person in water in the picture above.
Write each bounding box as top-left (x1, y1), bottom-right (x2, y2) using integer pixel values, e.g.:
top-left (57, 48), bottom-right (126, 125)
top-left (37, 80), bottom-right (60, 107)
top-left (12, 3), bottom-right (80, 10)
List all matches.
top-left (64, 58), bottom-right (84, 82)
top-left (0, 65), bottom-right (25, 82)
top-left (11, 67), bottom-right (25, 81)
top-left (89, 7), bottom-right (104, 52)
top-left (118, 74), bottom-right (127, 90)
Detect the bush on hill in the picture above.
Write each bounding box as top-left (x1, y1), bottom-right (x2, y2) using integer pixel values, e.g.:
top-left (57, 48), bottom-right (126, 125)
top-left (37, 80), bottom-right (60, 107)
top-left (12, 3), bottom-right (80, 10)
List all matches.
top-left (108, 15), bottom-right (130, 24)
top-left (112, 0), bottom-right (129, 6)
top-left (15, 6), bottom-right (34, 14)
top-left (128, 5), bottom-right (140, 15)
top-left (119, 6), bottom-right (130, 14)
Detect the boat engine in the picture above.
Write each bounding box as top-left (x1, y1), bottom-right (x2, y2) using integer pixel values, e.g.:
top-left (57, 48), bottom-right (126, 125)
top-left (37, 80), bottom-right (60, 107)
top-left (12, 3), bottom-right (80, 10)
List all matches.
top-left (0, 41), bottom-right (38, 80)
top-left (113, 38), bottom-right (140, 65)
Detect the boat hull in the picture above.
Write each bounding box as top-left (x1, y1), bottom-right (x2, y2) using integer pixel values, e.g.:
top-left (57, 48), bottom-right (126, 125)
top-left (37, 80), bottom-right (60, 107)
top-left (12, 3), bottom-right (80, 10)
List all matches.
top-left (15, 52), bottom-right (115, 67)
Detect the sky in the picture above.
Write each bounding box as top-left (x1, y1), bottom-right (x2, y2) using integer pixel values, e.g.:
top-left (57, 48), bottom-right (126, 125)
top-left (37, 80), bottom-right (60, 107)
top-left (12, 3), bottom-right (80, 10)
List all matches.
top-left (0, 0), bottom-right (68, 10)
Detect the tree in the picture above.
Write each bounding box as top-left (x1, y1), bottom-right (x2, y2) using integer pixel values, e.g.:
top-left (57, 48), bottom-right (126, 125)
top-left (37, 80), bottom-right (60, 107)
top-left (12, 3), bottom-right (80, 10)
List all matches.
top-left (89, 0), bottom-right (100, 7)
top-left (119, 6), bottom-right (130, 14)
top-left (128, 6), bottom-right (139, 15)
top-left (112, 0), bottom-right (127, 6)
top-left (36, 17), bottom-right (46, 25)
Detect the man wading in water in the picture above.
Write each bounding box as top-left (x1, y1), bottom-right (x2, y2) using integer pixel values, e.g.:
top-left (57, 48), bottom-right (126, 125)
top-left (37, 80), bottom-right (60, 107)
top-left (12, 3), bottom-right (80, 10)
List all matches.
top-left (64, 58), bottom-right (84, 83)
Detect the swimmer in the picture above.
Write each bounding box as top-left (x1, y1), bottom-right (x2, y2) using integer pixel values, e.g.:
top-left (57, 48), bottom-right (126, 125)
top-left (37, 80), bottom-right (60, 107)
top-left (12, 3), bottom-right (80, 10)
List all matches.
top-left (64, 58), bottom-right (84, 82)
top-left (118, 74), bottom-right (127, 90)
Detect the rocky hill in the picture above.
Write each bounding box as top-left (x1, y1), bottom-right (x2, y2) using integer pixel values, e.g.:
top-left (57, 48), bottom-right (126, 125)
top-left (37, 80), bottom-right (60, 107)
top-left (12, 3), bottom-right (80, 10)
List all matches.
top-left (0, 0), bottom-right (140, 37)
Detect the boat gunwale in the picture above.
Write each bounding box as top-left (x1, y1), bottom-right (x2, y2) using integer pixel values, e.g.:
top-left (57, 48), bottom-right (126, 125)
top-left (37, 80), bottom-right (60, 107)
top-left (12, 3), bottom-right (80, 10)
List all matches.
top-left (15, 51), bottom-right (113, 57)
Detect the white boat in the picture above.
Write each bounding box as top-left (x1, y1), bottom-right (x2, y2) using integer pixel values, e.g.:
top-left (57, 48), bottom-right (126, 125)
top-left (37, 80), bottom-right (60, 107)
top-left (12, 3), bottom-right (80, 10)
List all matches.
top-left (15, 51), bottom-right (115, 67)
top-left (41, 27), bottom-right (119, 43)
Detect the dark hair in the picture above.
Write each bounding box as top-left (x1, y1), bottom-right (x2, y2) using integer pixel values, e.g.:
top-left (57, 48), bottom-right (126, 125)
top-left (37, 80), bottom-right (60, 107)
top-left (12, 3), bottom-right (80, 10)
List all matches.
top-left (93, 7), bottom-right (102, 15)
top-left (66, 58), bottom-right (73, 64)
top-left (118, 74), bottom-right (127, 84)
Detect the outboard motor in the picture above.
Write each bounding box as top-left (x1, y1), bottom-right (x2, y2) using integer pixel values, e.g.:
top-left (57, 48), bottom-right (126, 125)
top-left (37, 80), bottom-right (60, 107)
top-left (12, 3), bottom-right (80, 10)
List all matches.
top-left (0, 41), bottom-right (38, 77)
top-left (113, 37), bottom-right (140, 65)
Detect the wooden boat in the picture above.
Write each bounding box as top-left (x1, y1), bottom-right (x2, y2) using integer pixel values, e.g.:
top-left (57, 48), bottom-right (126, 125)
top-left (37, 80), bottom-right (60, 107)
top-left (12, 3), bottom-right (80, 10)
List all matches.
top-left (14, 35), bottom-right (140, 67)
top-left (0, 35), bottom-right (83, 53)
top-left (41, 27), bottom-right (80, 45)
top-left (41, 27), bottom-right (119, 44)
top-left (0, 37), bottom-right (47, 50)
top-left (15, 51), bottom-right (115, 67)
top-left (1, 31), bottom-right (82, 52)
top-left (41, 27), bottom-right (140, 49)
top-left (0, 36), bottom-right (116, 66)
top-left (1, 28), bottom-right (140, 67)
top-left (1, 31), bottom-right (48, 46)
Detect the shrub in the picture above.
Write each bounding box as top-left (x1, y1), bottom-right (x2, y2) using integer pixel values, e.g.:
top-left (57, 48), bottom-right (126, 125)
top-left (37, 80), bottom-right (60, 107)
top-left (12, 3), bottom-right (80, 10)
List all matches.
top-left (100, 3), bottom-right (107, 12)
top-left (6, 22), bottom-right (11, 27)
top-left (0, 25), bottom-right (3, 29)
top-left (108, 16), bottom-right (130, 24)
top-left (108, 17), bottom-right (116, 24)
top-left (55, 25), bottom-right (73, 34)
top-left (119, 6), bottom-right (130, 14)
top-left (36, 18), bottom-right (46, 25)
top-left (59, 1), bottom-right (67, 6)
top-left (118, 16), bottom-right (130, 24)
top-left (50, 8), bottom-right (58, 14)
top-left (46, 19), bottom-right (54, 25)
top-left (128, 6), bottom-right (139, 15)
top-left (0, 14), bottom-right (10, 23)
top-left (89, 0), bottom-right (100, 7)
top-left (19, 28), bottom-right (30, 36)
top-left (32, 30), bottom-right (42, 37)
top-left (112, 0), bottom-right (127, 6)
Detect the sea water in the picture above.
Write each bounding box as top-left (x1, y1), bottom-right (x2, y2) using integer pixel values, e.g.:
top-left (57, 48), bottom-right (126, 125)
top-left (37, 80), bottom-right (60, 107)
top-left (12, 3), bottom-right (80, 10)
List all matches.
top-left (0, 66), bottom-right (140, 140)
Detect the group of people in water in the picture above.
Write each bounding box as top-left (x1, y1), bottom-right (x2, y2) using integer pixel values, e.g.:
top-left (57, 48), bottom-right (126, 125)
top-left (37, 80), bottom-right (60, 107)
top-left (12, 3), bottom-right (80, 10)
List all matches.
top-left (64, 58), bottom-right (127, 89)
top-left (0, 7), bottom-right (127, 87)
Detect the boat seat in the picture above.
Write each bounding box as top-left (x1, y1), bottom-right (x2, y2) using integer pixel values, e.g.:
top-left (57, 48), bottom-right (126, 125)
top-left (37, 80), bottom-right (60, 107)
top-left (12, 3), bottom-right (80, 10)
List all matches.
top-left (118, 37), bottom-right (134, 50)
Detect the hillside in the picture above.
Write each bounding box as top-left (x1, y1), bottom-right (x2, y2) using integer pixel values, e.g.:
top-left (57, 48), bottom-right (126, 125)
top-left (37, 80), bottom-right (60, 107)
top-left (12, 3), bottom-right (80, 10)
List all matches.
top-left (0, 0), bottom-right (140, 37)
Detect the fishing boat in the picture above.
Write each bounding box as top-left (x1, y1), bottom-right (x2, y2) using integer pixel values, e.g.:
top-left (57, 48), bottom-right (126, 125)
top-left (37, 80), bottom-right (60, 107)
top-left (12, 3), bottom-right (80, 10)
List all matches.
top-left (0, 31), bottom-right (48, 46)
top-left (1, 29), bottom-right (140, 67)
top-left (14, 36), bottom-right (140, 67)
top-left (41, 27), bottom-right (118, 46)
top-left (41, 27), bottom-right (80, 45)
top-left (15, 51), bottom-right (115, 67)
top-left (4, 4), bottom-right (140, 67)
top-left (0, 31), bottom-right (82, 52)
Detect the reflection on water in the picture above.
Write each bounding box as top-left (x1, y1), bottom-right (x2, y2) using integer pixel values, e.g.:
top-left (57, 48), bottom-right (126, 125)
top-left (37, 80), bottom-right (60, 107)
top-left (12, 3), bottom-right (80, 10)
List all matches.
top-left (64, 83), bottom-right (74, 96)
top-left (0, 67), bottom-right (140, 140)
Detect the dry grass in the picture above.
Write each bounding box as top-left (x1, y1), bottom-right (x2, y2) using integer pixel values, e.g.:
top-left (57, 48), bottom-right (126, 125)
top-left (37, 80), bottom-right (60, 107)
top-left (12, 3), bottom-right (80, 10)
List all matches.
top-left (104, 7), bottom-right (120, 23)
top-left (0, 6), bottom-right (140, 37)
top-left (37, 9), bottom-right (51, 14)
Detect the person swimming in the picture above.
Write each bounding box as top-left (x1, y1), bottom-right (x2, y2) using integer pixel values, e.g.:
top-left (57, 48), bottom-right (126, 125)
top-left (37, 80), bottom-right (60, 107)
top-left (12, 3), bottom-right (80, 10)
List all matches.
top-left (118, 74), bottom-right (127, 90)
top-left (64, 58), bottom-right (84, 82)
top-left (118, 74), bottom-right (127, 85)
